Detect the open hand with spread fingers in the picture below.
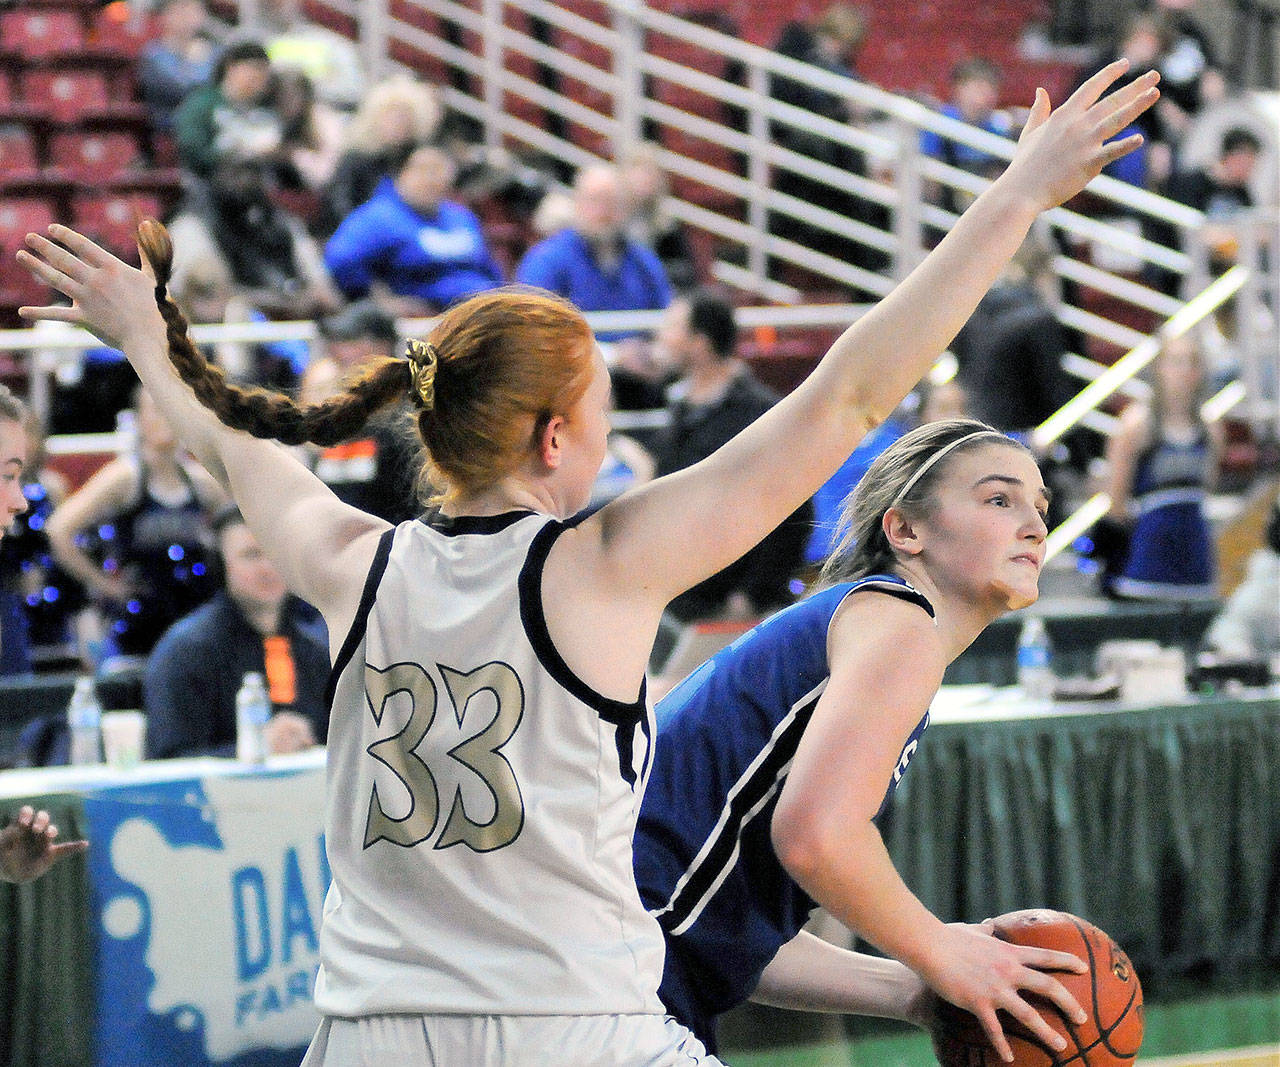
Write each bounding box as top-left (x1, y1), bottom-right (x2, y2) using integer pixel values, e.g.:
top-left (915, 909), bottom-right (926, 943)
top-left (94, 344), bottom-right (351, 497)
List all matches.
top-left (1003, 59), bottom-right (1160, 213)
top-left (0, 805), bottom-right (89, 884)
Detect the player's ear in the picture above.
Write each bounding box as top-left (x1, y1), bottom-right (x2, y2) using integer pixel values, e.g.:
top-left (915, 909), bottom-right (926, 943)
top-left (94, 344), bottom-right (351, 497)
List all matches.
top-left (537, 414), bottom-right (566, 471)
top-left (883, 507), bottom-right (922, 556)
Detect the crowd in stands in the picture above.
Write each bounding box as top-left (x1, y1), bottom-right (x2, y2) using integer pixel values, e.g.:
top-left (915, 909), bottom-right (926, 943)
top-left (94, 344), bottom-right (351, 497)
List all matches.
top-left (0, 0), bottom-right (1274, 766)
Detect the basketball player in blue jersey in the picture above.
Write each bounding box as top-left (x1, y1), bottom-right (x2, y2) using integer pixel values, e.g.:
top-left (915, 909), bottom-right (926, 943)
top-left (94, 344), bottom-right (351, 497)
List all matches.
top-left (16, 60), bottom-right (1156, 1066)
top-left (636, 419), bottom-right (1084, 1062)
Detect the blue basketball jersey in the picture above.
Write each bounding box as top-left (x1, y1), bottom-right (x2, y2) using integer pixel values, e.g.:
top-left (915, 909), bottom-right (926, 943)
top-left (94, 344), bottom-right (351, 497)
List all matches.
top-left (634, 574), bottom-right (934, 1048)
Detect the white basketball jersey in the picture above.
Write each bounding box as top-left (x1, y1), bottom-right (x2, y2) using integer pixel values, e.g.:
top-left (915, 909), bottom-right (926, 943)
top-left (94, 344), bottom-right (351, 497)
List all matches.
top-left (314, 511), bottom-right (666, 1017)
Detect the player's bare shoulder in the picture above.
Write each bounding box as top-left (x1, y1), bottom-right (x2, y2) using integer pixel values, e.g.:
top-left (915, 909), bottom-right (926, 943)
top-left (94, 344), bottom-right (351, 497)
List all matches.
top-left (828, 585), bottom-right (945, 678)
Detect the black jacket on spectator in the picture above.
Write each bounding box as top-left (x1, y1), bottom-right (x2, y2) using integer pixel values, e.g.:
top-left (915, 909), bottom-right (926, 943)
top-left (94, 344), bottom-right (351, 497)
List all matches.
top-left (953, 282), bottom-right (1077, 432)
top-left (144, 591), bottom-right (330, 759)
top-left (653, 372), bottom-right (813, 622)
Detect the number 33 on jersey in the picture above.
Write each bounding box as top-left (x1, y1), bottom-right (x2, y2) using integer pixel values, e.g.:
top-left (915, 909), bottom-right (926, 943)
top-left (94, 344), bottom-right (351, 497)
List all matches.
top-left (363, 659), bottom-right (526, 853)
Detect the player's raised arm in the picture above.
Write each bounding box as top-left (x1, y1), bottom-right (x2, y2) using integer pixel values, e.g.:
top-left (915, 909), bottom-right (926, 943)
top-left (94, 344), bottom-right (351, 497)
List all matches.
top-left (16, 225), bottom-right (388, 633)
top-left (588, 61), bottom-right (1159, 605)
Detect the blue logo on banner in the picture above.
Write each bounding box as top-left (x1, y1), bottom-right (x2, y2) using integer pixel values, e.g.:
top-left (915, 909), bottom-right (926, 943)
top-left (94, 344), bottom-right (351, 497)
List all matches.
top-left (84, 768), bottom-right (329, 1066)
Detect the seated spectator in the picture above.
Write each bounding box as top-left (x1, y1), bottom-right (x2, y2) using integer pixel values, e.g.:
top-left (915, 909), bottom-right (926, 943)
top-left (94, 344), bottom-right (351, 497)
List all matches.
top-left (1086, 10), bottom-right (1198, 188)
top-left (173, 40), bottom-right (282, 182)
top-left (1103, 334), bottom-right (1222, 601)
top-left (170, 257), bottom-right (306, 388)
top-left (45, 388), bottom-right (229, 664)
top-left (1203, 498), bottom-right (1280, 662)
top-left (38, 308), bottom-right (139, 434)
top-left (1145, 126), bottom-right (1265, 295)
top-left (324, 142), bottom-right (505, 318)
top-left (272, 67), bottom-right (346, 206)
top-left (1165, 128), bottom-right (1263, 259)
top-left (255, 0), bottom-right (367, 113)
top-left (920, 58), bottom-right (1014, 216)
top-left (916, 376), bottom-right (972, 424)
top-left (515, 163), bottom-right (672, 340)
top-left (767, 3), bottom-right (884, 282)
top-left (144, 507), bottom-right (329, 759)
top-left (650, 291), bottom-right (812, 622)
top-left (297, 301), bottom-right (421, 524)
top-left (167, 151), bottom-right (342, 321)
top-left (138, 0), bottom-right (222, 139)
top-left (1148, 0), bottom-right (1229, 166)
top-left (318, 74), bottom-right (444, 237)
top-left (620, 145), bottom-right (699, 293)
top-left (951, 228), bottom-right (1076, 436)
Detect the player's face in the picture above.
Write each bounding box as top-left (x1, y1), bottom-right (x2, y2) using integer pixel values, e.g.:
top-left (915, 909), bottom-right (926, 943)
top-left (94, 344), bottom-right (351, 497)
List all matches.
top-left (559, 347), bottom-right (612, 514)
top-left (912, 444), bottom-right (1048, 612)
top-left (0, 418), bottom-right (28, 536)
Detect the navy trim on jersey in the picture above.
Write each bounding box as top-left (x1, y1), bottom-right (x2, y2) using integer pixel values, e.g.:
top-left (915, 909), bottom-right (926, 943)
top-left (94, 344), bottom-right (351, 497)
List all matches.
top-left (420, 509), bottom-right (537, 536)
top-left (325, 526), bottom-right (396, 712)
top-left (518, 516), bottom-right (649, 785)
top-left (849, 576), bottom-right (936, 618)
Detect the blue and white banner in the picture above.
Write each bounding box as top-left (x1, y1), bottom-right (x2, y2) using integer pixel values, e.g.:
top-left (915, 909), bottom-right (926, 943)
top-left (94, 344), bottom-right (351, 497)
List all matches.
top-left (83, 760), bottom-right (328, 1066)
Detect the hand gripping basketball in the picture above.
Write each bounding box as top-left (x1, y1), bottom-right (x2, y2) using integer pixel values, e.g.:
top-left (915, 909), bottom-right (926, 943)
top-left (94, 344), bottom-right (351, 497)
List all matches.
top-left (932, 910), bottom-right (1144, 1067)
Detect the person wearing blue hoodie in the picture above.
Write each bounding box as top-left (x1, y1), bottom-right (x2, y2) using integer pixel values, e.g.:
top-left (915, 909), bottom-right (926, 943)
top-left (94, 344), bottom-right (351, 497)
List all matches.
top-left (515, 163), bottom-right (672, 340)
top-left (323, 142), bottom-right (505, 315)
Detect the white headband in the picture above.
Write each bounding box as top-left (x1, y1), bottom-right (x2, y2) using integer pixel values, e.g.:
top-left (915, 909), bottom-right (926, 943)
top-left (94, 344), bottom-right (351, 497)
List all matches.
top-left (891, 430), bottom-right (1008, 506)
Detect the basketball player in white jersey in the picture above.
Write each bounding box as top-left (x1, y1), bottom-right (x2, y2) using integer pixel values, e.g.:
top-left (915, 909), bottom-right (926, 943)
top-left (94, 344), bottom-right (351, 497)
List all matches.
top-left (17, 60), bottom-right (1157, 1065)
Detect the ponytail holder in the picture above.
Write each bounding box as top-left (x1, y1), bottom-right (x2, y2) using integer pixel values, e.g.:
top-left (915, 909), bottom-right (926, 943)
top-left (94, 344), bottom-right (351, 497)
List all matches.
top-left (406, 339), bottom-right (439, 411)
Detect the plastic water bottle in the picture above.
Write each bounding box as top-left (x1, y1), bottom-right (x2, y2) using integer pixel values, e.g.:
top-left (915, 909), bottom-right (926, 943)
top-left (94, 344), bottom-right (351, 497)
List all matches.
top-left (67, 675), bottom-right (103, 766)
top-left (235, 672), bottom-right (271, 764)
top-left (1016, 616), bottom-right (1055, 702)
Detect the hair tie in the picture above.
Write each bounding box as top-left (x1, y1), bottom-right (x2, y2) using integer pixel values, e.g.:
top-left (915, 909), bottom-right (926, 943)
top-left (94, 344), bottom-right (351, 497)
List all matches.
top-left (891, 430), bottom-right (1007, 506)
top-left (406, 339), bottom-right (439, 411)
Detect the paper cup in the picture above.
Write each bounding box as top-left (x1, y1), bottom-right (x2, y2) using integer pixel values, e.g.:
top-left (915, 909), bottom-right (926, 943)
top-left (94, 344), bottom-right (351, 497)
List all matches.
top-left (100, 710), bottom-right (147, 769)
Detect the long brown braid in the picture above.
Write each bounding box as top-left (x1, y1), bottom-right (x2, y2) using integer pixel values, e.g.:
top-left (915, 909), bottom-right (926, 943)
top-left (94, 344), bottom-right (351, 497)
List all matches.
top-left (135, 219), bottom-right (405, 447)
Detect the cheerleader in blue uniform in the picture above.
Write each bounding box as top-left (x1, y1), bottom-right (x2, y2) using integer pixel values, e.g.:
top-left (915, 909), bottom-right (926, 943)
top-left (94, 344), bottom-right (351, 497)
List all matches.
top-left (636, 420), bottom-right (1092, 1062)
top-left (1106, 334), bottom-right (1221, 600)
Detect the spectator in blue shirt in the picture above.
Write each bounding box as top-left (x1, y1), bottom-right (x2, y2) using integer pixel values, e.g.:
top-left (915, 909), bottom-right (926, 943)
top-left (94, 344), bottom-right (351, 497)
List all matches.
top-left (515, 163), bottom-right (672, 340)
top-left (324, 142), bottom-right (505, 317)
top-left (920, 58), bottom-right (1014, 217)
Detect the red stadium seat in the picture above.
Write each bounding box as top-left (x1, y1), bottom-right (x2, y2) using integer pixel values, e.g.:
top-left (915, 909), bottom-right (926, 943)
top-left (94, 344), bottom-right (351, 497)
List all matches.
top-left (0, 126), bottom-right (41, 182)
top-left (47, 128), bottom-right (144, 182)
top-left (22, 69), bottom-right (111, 123)
top-left (0, 8), bottom-right (85, 60)
top-left (0, 196), bottom-right (59, 310)
top-left (87, 6), bottom-right (159, 57)
top-left (71, 191), bottom-right (162, 257)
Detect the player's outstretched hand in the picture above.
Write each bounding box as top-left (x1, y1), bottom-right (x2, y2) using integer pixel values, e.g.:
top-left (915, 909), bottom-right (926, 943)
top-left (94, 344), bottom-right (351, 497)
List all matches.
top-left (1003, 59), bottom-right (1160, 214)
top-left (922, 920), bottom-right (1089, 1063)
top-left (16, 224), bottom-right (165, 355)
top-left (0, 805), bottom-right (89, 884)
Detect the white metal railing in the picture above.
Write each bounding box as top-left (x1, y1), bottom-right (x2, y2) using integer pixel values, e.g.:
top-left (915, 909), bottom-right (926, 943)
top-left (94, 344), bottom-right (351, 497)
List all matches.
top-left (3, 2), bottom-right (1275, 478)
top-left (329, 0), bottom-right (1276, 434)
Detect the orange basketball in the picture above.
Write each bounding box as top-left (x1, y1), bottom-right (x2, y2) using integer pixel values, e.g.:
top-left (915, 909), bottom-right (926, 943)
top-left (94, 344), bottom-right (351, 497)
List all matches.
top-left (932, 909), bottom-right (1144, 1067)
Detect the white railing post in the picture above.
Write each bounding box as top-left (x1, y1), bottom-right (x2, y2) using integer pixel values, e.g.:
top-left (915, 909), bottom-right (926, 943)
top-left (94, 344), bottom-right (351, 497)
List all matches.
top-left (358, 0), bottom-right (392, 82)
top-left (890, 114), bottom-right (924, 282)
top-left (746, 62), bottom-right (771, 292)
top-left (611, 0), bottom-right (645, 160)
top-left (481, 0), bottom-right (505, 154)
